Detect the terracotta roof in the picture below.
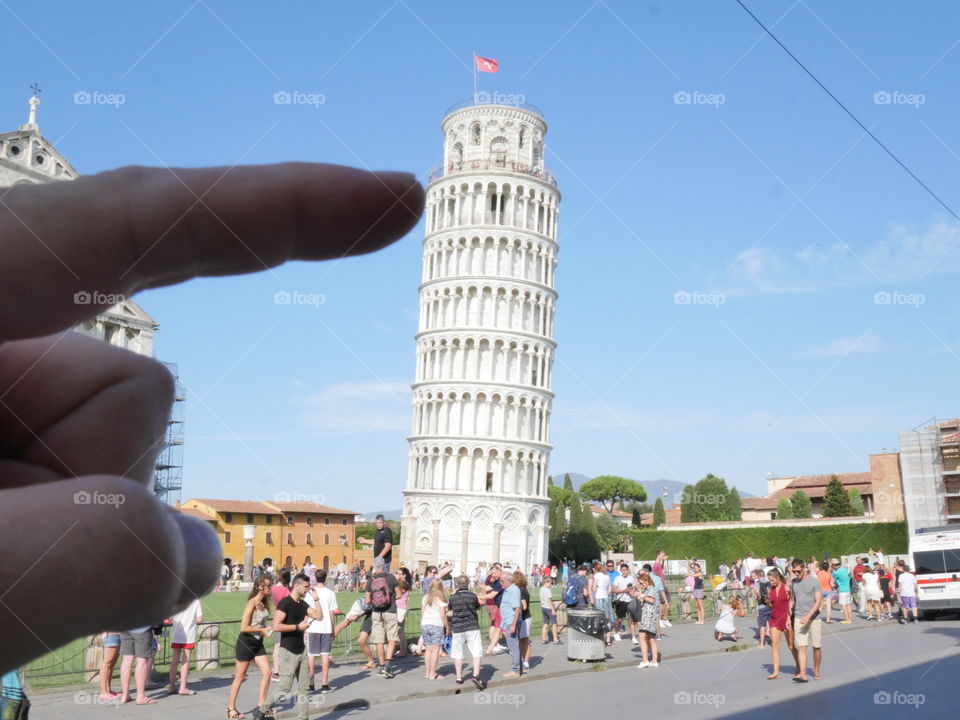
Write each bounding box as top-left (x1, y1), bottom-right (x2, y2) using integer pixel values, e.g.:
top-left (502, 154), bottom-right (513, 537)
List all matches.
top-left (177, 507), bottom-right (218, 522)
top-left (768, 473), bottom-right (872, 501)
top-left (265, 501), bottom-right (358, 515)
top-left (929, 418), bottom-right (960, 429)
top-left (187, 499), bottom-right (281, 514)
top-left (589, 505), bottom-right (633, 518)
top-left (741, 496), bottom-right (780, 510)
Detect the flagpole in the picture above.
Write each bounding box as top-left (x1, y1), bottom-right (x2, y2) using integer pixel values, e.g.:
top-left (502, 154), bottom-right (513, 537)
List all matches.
top-left (472, 50), bottom-right (477, 103)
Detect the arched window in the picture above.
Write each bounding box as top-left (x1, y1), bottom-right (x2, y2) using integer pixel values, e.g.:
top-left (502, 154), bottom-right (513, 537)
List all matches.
top-left (471, 123), bottom-right (481, 145)
top-left (324, 533), bottom-right (330, 545)
top-left (452, 142), bottom-right (463, 168)
top-left (519, 126), bottom-right (526, 149)
top-left (306, 532), bottom-right (313, 545)
top-left (286, 533), bottom-right (294, 546)
top-left (490, 137), bottom-right (508, 167)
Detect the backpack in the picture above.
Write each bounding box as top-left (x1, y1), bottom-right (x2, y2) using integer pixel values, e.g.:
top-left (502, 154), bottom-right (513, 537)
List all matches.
top-left (757, 580), bottom-right (771, 606)
top-left (370, 574), bottom-right (392, 610)
top-left (562, 577), bottom-right (580, 607)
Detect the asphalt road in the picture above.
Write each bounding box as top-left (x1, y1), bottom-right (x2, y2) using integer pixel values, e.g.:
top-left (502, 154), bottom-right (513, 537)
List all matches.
top-left (347, 620), bottom-right (959, 720)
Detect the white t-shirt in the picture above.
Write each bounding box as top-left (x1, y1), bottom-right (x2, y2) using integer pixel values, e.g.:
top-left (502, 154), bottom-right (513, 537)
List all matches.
top-left (421, 598), bottom-right (447, 627)
top-left (304, 587), bottom-right (339, 634)
top-left (539, 586), bottom-right (553, 609)
top-left (171, 599), bottom-right (203, 644)
top-left (593, 572), bottom-right (610, 599)
top-left (613, 574), bottom-right (633, 601)
top-left (897, 572), bottom-right (917, 597)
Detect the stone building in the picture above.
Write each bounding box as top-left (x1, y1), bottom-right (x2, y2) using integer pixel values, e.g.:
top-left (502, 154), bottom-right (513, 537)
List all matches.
top-left (400, 98), bottom-right (560, 573)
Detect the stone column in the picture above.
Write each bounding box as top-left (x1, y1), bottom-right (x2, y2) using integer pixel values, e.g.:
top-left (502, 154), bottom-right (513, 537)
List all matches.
top-left (460, 520), bottom-right (471, 575)
top-left (242, 525), bottom-right (256, 582)
top-left (519, 524), bottom-right (530, 573)
top-left (431, 518), bottom-right (441, 565)
top-left (492, 522), bottom-right (504, 564)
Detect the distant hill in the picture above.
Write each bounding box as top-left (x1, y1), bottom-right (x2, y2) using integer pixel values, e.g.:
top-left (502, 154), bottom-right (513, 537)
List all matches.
top-left (550, 473), bottom-right (753, 507)
top-left (360, 509), bottom-right (402, 522)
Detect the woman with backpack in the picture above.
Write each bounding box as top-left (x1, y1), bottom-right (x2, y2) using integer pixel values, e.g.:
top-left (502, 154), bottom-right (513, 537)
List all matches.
top-left (420, 579), bottom-right (449, 679)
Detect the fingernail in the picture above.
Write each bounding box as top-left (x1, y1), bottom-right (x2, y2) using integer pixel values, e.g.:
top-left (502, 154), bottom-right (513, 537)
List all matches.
top-left (171, 513), bottom-right (222, 606)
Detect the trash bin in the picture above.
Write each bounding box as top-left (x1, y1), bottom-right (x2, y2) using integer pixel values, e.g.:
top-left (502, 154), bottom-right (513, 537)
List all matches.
top-left (566, 608), bottom-right (606, 661)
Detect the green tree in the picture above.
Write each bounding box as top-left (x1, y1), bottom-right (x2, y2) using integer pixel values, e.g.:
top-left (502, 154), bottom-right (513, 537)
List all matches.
top-left (776, 498), bottom-right (793, 519)
top-left (580, 475), bottom-right (648, 514)
top-left (563, 473), bottom-right (574, 493)
top-left (567, 491), bottom-right (583, 559)
top-left (579, 501), bottom-right (602, 560)
top-left (680, 484), bottom-right (695, 523)
top-left (683, 473), bottom-right (732, 523)
top-left (631, 508), bottom-right (642, 527)
top-left (791, 490), bottom-right (813, 519)
top-left (849, 488), bottom-right (865, 516)
top-left (824, 475), bottom-right (853, 517)
top-left (595, 514), bottom-right (630, 553)
top-left (653, 497), bottom-right (666, 527)
top-left (725, 487), bottom-right (742, 521)
top-left (548, 483), bottom-right (572, 560)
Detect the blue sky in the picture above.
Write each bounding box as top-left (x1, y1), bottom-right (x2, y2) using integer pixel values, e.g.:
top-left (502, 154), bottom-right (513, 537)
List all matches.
top-left (5, 1), bottom-right (959, 511)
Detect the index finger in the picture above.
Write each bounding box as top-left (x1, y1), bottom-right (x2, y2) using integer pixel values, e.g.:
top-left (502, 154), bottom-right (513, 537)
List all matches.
top-left (0, 162), bottom-right (424, 341)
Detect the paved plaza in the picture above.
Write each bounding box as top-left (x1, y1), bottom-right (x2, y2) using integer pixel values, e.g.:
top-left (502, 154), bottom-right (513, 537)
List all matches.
top-left (29, 616), bottom-right (959, 718)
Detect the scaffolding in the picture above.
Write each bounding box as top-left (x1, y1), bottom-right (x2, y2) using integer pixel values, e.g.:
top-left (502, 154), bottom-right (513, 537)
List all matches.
top-left (154, 362), bottom-right (185, 505)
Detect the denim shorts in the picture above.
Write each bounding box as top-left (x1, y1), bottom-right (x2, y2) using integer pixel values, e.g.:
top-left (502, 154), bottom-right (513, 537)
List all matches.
top-left (102, 633), bottom-right (121, 649)
top-left (421, 624), bottom-right (445, 646)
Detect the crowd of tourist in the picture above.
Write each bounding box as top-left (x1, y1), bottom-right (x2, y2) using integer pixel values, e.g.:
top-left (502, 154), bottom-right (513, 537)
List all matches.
top-left (73, 543), bottom-right (925, 719)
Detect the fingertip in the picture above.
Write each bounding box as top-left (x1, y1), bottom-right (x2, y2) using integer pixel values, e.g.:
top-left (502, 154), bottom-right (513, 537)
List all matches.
top-left (169, 512), bottom-right (221, 607)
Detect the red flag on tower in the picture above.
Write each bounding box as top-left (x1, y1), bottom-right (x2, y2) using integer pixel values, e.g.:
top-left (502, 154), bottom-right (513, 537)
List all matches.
top-left (475, 55), bottom-right (499, 73)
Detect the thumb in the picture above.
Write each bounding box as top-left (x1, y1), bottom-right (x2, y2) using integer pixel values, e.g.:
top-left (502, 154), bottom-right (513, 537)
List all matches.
top-left (0, 476), bottom-right (220, 674)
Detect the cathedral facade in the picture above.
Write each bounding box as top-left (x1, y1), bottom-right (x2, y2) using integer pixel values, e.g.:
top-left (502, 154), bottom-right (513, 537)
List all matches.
top-left (399, 99), bottom-right (560, 573)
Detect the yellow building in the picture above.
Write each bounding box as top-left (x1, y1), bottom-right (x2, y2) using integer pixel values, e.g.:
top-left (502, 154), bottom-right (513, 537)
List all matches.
top-left (179, 498), bottom-right (359, 570)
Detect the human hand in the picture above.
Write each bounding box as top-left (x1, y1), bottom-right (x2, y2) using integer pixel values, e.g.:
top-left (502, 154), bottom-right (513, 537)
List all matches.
top-left (0, 162), bottom-right (423, 674)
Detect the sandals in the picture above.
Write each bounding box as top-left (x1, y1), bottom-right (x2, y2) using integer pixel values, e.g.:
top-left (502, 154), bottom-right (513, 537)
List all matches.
top-left (226, 709), bottom-right (245, 719)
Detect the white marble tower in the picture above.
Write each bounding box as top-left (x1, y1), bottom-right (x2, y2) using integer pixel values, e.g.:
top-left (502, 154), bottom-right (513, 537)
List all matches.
top-left (400, 99), bottom-right (560, 574)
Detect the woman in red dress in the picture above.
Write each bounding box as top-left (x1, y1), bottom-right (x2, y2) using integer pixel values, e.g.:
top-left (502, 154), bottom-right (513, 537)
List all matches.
top-left (766, 568), bottom-right (793, 679)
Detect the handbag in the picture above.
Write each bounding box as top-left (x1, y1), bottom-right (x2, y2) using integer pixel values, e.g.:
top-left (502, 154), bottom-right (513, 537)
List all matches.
top-left (441, 634), bottom-right (452, 654)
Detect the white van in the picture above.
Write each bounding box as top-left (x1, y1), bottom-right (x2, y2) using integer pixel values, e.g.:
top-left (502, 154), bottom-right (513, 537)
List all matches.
top-left (910, 526), bottom-right (960, 618)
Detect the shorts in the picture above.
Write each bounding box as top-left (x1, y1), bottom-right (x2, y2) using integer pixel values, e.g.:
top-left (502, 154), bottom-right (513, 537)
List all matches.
top-left (421, 624), bottom-right (445, 646)
top-left (520, 617), bottom-right (531, 639)
top-left (102, 633), bottom-right (121, 649)
top-left (614, 600), bottom-right (629, 619)
top-left (757, 606), bottom-right (771, 628)
top-left (866, 590), bottom-right (882, 602)
top-left (541, 609), bottom-right (557, 625)
top-left (171, 642), bottom-right (195, 650)
top-left (451, 629), bottom-right (482, 659)
top-left (900, 596), bottom-right (917, 609)
top-left (486, 605), bottom-right (501, 628)
top-left (307, 633), bottom-right (333, 656)
top-left (346, 598), bottom-right (366, 620)
top-left (838, 592), bottom-right (851, 605)
top-left (236, 633), bottom-right (266, 662)
top-left (370, 611), bottom-right (399, 645)
top-left (692, 589), bottom-right (705, 600)
top-left (794, 618), bottom-right (822, 648)
top-left (359, 613), bottom-right (373, 636)
top-left (119, 630), bottom-right (153, 659)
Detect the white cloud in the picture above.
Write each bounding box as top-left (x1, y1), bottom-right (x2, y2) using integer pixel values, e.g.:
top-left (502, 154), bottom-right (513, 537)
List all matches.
top-left (297, 380), bottom-right (411, 433)
top-left (718, 218), bottom-right (960, 295)
top-left (806, 332), bottom-right (882, 357)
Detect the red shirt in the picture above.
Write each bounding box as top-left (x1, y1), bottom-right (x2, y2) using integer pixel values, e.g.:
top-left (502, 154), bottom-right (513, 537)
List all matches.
top-left (853, 563), bottom-right (866, 582)
top-left (271, 584), bottom-right (290, 608)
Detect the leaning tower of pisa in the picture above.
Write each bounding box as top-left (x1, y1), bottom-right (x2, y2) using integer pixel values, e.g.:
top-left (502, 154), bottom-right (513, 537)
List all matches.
top-left (399, 99), bottom-right (560, 574)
